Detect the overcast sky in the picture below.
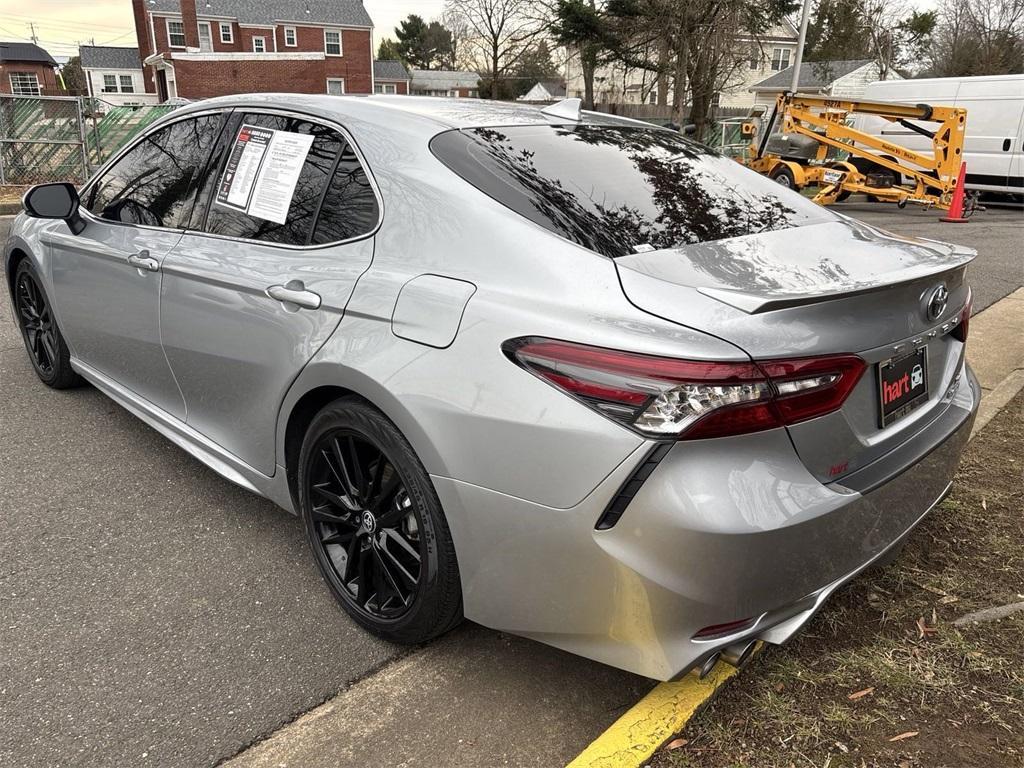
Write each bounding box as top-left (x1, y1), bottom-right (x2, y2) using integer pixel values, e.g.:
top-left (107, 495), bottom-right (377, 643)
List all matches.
top-left (0, 0), bottom-right (935, 62)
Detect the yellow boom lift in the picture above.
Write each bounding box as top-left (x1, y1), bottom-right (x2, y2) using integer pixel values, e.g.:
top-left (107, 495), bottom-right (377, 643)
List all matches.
top-left (738, 92), bottom-right (967, 210)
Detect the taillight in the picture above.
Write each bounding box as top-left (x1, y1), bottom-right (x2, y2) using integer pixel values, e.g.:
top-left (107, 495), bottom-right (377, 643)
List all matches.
top-left (952, 288), bottom-right (972, 343)
top-left (504, 337), bottom-right (866, 440)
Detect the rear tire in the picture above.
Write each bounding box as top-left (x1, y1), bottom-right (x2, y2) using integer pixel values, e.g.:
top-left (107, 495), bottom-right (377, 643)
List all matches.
top-left (13, 260), bottom-right (83, 389)
top-left (298, 397), bottom-right (463, 644)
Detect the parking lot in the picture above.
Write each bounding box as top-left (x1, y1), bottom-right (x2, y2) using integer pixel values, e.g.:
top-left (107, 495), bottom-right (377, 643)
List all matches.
top-left (1, 203), bottom-right (1022, 767)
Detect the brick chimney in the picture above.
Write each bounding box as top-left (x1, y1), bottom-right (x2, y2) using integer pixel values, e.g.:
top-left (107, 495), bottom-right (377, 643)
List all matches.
top-left (130, 0), bottom-right (156, 94)
top-left (179, 0), bottom-right (201, 49)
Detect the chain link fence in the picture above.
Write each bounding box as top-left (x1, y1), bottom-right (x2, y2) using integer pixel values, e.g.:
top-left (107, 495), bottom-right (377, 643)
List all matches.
top-left (0, 95), bottom-right (178, 187)
top-left (0, 94), bottom-right (88, 185)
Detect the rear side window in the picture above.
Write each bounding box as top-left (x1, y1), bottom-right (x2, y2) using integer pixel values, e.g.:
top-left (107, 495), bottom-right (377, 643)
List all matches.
top-left (430, 125), bottom-right (827, 258)
top-left (199, 113), bottom-right (378, 246)
top-left (86, 114), bottom-right (223, 228)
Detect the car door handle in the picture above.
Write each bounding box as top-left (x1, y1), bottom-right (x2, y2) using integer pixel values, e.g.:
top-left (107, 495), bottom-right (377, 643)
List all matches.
top-left (266, 281), bottom-right (321, 310)
top-left (126, 250), bottom-right (159, 272)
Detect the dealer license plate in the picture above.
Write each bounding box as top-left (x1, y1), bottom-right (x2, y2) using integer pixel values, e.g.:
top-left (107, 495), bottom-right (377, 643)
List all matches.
top-left (878, 348), bottom-right (929, 427)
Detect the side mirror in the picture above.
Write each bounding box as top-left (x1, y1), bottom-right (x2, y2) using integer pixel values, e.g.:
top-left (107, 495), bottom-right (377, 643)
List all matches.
top-left (23, 183), bottom-right (86, 235)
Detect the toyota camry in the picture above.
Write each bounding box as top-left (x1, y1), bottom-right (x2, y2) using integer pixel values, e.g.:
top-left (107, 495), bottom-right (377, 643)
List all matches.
top-left (4, 95), bottom-right (979, 680)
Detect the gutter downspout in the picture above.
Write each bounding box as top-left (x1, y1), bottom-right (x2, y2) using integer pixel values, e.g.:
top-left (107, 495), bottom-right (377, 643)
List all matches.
top-left (148, 10), bottom-right (158, 94)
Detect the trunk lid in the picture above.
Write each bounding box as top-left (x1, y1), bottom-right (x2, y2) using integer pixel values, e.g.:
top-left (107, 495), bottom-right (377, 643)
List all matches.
top-left (615, 217), bottom-right (975, 483)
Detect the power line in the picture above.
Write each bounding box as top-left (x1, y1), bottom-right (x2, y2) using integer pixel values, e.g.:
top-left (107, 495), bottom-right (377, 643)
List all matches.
top-left (1, 11), bottom-right (137, 33)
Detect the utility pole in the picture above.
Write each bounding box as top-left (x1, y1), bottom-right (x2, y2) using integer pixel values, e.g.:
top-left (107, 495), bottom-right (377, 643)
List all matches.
top-left (789, 0), bottom-right (812, 94)
top-left (28, 22), bottom-right (39, 44)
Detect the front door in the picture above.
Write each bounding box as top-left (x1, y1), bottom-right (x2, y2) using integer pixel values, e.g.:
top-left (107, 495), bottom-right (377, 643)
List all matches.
top-left (47, 112), bottom-right (227, 419)
top-left (159, 111), bottom-right (381, 474)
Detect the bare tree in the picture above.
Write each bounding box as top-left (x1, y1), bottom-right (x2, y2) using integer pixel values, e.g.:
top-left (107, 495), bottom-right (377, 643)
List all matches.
top-left (443, 0), bottom-right (547, 97)
top-left (927, 0), bottom-right (1024, 75)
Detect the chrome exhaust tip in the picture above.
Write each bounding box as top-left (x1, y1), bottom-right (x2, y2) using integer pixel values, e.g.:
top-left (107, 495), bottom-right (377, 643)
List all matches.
top-left (697, 652), bottom-right (720, 679)
top-left (719, 639), bottom-right (757, 669)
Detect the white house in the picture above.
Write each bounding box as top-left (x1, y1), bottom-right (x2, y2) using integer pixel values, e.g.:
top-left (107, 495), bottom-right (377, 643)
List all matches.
top-left (79, 45), bottom-right (159, 109)
top-left (517, 79), bottom-right (566, 102)
top-left (562, 20), bottom-right (799, 109)
top-left (749, 59), bottom-right (904, 109)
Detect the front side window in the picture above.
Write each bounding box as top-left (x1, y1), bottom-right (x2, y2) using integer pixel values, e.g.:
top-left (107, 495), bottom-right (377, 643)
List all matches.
top-left (284, 27), bottom-right (297, 46)
top-left (9, 72), bottom-right (41, 96)
top-left (102, 74), bottom-right (118, 93)
top-left (324, 30), bottom-right (342, 55)
top-left (430, 124), bottom-right (826, 258)
top-left (198, 114), bottom-right (377, 246)
top-left (771, 48), bottom-right (791, 71)
top-left (167, 20), bottom-right (186, 47)
top-left (220, 22), bottom-right (233, 43)
top-left (253, 36), bottom-right (266, 53)
top-left (119, 75), bottom-right (134, 93)
top-left (86, 114), bottom-right (224, 228)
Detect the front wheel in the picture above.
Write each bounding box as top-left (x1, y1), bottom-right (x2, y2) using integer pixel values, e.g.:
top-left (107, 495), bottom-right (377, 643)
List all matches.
top-left (769, 164), bottom-right (797, 190)
top-left (298, 398), bottom-right (463, 644)
top-left (13, 260), bottom-right (82, 389)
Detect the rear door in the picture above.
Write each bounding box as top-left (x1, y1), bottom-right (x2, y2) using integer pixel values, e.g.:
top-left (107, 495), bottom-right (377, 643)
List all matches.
top-left (158, 110), bottom-right (381, 475)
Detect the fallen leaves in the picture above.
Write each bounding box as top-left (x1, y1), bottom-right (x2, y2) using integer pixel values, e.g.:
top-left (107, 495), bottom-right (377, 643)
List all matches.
top-left (847, 687), bottom-right (875, 701)
top-left (888, 731), bottom-right (919, 742)
top-left (665, 738), bottom-right (688, 750)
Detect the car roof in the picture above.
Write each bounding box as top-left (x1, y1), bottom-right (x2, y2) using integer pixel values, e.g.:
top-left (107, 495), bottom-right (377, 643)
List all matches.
top-left (172, 93), bottom-right (653, 133)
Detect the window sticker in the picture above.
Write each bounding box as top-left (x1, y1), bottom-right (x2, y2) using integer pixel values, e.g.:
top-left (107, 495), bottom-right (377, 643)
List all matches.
top-left (215, 124), bottom-right (315, 224)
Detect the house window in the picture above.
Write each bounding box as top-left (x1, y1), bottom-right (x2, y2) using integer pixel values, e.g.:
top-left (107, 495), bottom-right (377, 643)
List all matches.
top-left (102, 74), bottom-right (119, 93)
top-left (771, 48), bottom-right (791, 71)
top-left (327, 78), bottom-right (345, 95)
top-left (253, 36), bottom-right (266, 53)
top-left (219, 22), bottom-right (233, 43)
top-left (198, 21), bottom-right (213, 51)
top-left (119, 75), bottom-right (134, 93)
top-left (167, 19), bottom-right (186, 48)
top-left (648, 91), bottom-right (656, 105)
top-left (749, 44), bottom-right (760, 70)
top-left (324, 30), bottom-right (342, 56)
top-left (9, 72), bottom-right (41, 96)
top-left (374, 83), bottom-right (397, 94)
top-left (284, 26), bottom-right (297, 46)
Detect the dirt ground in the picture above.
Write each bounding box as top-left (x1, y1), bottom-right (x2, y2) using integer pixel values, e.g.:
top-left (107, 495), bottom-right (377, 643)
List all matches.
top-left (653, 393), bottom-right (1024, 768)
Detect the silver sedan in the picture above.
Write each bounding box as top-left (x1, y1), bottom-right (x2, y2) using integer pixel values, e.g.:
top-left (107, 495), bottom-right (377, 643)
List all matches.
top-left (4, 95), bottom-right (979, 680)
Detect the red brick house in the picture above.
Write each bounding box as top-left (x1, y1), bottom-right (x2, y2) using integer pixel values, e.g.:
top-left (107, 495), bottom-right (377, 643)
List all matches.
top-left (0, 42), bottom-right (63, 96)
top-left (372, 60), bottom-right (410, 94)
top-left (132, 0), bottom-right (375, 100)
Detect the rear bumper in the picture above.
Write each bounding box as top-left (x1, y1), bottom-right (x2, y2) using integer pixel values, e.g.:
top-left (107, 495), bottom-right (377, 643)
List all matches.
top-left (435, 363), bottom-right (979, 681)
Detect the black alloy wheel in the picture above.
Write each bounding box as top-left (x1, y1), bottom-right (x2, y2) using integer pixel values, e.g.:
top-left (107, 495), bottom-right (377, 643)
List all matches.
top-left (299, 399), bottom-right (462, 643)
top-left (310, 430), bottom-right (421, 619)
top-left (13, 261), bottom-right (81, 388)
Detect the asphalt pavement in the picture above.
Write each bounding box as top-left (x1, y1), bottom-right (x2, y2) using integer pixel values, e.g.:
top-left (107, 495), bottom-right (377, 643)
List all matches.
top-left (1, 204), bottom-right (1021, 767)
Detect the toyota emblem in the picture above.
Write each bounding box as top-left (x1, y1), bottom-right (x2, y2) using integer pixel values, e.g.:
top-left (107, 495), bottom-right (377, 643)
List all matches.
top-left (925, 284), bottom-right (948, 321)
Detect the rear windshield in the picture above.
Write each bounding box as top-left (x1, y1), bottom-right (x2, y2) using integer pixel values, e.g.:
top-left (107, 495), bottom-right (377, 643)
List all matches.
top-left (430, 124), bottom-right (828, 258)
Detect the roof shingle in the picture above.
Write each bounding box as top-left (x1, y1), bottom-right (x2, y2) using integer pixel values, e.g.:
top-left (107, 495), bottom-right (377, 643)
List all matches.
top-left (0, 42), bottom-right (57, 66)
top-left (750, 59), bottom-right (873, 92)
top-left (410, 69), bottom-right (480, 90)
top-left (373, 60), bottom-right (409, 81)
top-left (148, 0), bottom-right (372, 28)
top-left (80, 45), bottom-right (142, 70)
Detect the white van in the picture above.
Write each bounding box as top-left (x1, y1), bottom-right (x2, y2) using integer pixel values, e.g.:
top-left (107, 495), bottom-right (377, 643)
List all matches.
top-left (853, 74), bottom-right (1024, 197)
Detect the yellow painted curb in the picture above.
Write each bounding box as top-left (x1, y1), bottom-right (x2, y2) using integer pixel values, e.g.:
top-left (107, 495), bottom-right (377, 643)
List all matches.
top-left (566, 649), bottom-right (759, 768)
